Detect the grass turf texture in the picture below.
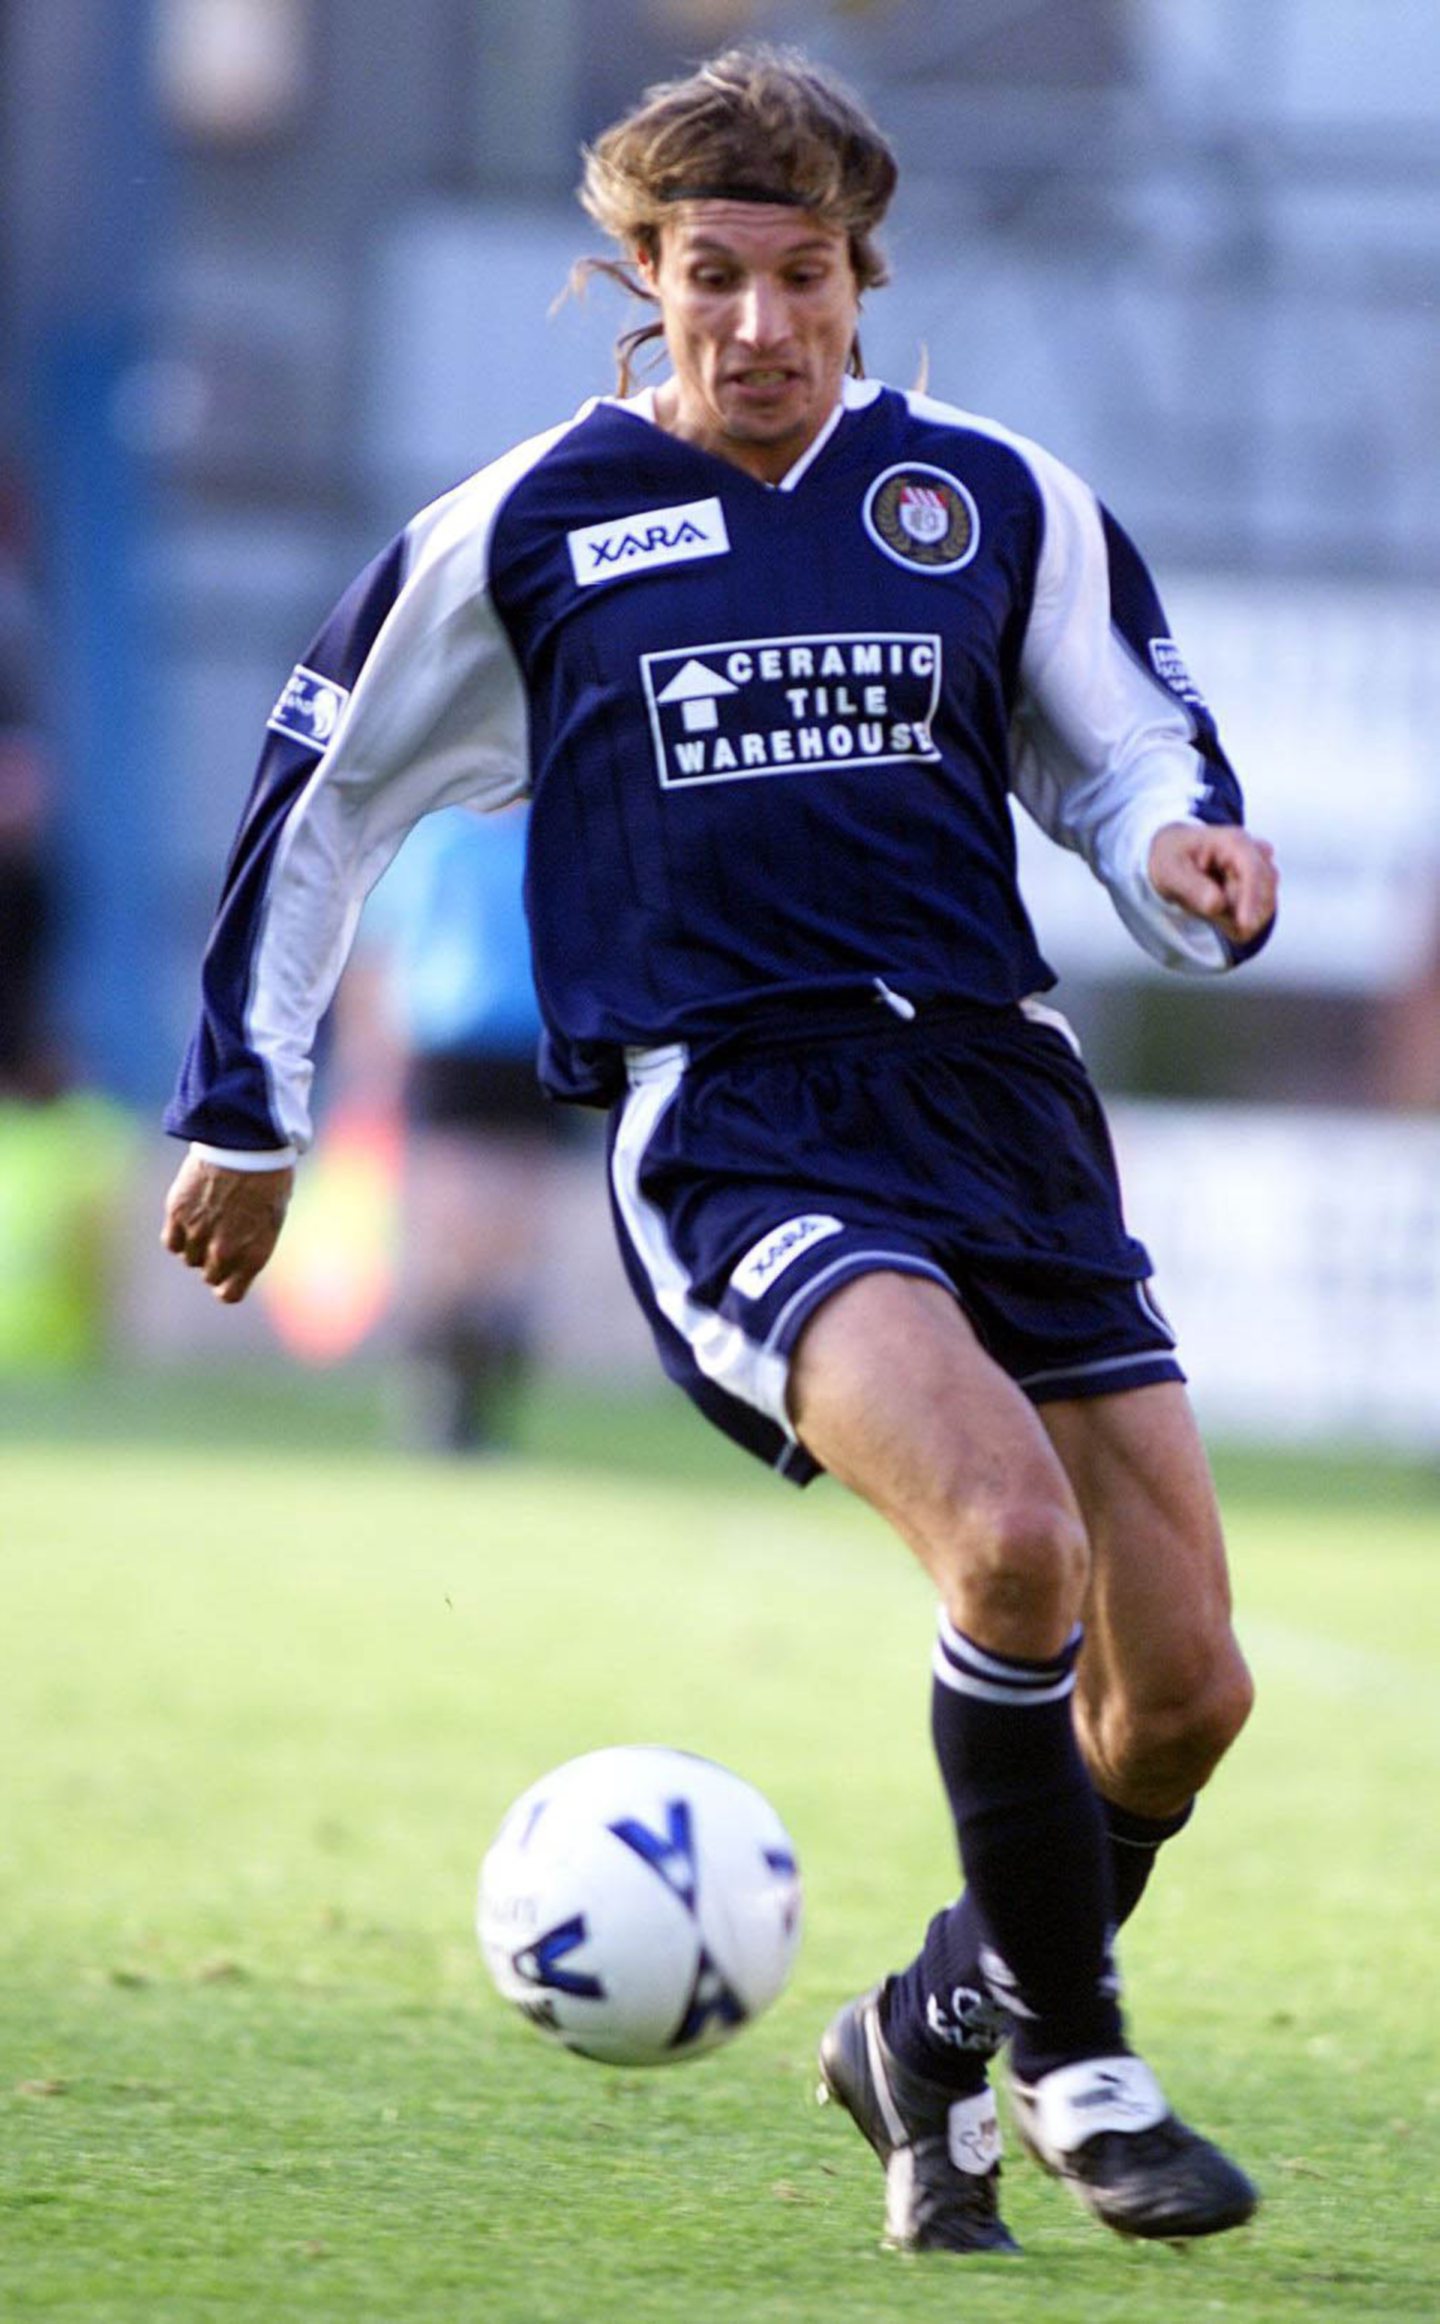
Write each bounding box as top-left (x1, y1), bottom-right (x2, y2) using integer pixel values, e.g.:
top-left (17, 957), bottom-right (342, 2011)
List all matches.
top-left (2, 1387), bottom-right (1438, 2321)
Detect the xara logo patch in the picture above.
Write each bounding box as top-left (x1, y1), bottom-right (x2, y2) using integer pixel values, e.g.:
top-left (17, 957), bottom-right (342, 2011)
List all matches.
top-left (568, 498), bottom-right (729, 588)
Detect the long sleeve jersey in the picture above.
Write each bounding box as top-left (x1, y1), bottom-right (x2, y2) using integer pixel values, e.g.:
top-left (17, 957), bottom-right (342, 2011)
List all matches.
top-left (168, 376), bottom-right (1264, 1154)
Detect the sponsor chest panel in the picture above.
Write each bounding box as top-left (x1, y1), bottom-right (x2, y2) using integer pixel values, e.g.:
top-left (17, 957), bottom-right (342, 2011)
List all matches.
top-left (641, 630), bottom-right (943, 789)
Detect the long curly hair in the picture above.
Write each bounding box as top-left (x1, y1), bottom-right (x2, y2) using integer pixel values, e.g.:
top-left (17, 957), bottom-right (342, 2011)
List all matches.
top-left (573, 46), bottom-right (899, 391)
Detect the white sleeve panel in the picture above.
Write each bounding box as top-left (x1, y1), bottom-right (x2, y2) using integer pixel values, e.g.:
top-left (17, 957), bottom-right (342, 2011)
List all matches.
top-left (906, 393), bottom-right (1232, 975)
top-left (245, 440), bottom-right (555, 1151)
top-left (1008, 441), bottom-right (1228, 973)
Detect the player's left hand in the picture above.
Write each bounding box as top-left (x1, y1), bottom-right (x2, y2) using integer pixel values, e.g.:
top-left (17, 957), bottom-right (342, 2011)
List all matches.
top-left (1148, 822), bottom-right (1278, 947)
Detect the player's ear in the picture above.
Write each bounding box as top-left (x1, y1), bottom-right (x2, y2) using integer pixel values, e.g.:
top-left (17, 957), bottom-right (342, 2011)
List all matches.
top-left (632, 228), bottom-right (661, 293)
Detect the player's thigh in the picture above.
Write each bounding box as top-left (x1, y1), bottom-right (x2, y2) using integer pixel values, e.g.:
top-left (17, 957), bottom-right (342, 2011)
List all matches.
top-left (1039, 1382), bottom-right (1253, 1801)
top-left (788, 1269), bottom-right (1088, 1656)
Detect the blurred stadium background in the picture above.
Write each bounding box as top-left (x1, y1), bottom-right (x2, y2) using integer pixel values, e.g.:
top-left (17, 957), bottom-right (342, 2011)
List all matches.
top-left (2, 0), bottom-right (1438, 1455)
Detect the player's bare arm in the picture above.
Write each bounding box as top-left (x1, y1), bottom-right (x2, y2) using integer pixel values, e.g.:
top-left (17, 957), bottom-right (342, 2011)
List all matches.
top-left (161, 1152), bottom-right (294, 1304)
top-left (1148, 820), bottom-right (1279, 947)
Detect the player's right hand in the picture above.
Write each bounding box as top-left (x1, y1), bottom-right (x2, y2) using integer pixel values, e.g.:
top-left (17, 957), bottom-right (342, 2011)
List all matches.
top-left (1148, 821), bottom-right (1279, 948)
top-left (161, 1152), bottom-right (294, 1304)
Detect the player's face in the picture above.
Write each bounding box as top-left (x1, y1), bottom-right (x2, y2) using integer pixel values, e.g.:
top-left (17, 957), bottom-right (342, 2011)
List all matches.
top-left (643, 204), bottom-right (860, 484)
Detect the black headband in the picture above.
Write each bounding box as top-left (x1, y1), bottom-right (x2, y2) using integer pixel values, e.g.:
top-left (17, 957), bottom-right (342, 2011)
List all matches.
top-left (659, 182), bottom-right (807, 207)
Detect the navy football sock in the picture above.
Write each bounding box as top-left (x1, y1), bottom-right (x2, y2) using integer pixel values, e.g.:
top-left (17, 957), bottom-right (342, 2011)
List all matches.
top-left (884, 1795), bottom-right (1195, 2089)
top-left (882, 1895), bottom-right (1002, 2095)
top-left (882, 1614), bottom-right (1123, 2087)
top-left (1106, 1795), bottom-right (1194, 1923)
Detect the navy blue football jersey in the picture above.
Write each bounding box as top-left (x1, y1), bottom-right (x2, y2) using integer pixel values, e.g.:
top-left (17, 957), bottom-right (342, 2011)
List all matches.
top-left (168, 377), bottom-right (1260, 1156)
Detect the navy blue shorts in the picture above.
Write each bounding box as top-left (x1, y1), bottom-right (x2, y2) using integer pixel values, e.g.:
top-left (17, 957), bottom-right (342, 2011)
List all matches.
top-left (606, 1000), bottom-right (1183, 1485)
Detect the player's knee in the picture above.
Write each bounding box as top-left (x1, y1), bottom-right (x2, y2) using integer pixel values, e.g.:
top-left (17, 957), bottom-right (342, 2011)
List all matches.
top-left (1194, 1641), bottom-right (1257, 1767)
top-left (937, 1492), bottom-right (1090, 1656)
top-left (1090, 1637), bottom-right (1254, 1802)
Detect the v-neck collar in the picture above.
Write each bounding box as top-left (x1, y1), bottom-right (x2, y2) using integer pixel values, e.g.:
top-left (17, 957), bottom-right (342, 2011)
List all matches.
top-left (613, 375), bottom-right (882, 494)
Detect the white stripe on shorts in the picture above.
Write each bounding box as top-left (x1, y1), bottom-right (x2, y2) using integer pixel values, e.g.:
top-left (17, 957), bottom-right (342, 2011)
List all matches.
top-left (610, 1051), bottom-right (795, 1435)
top-left (1015, 1345), bottom-right (1179, 1394)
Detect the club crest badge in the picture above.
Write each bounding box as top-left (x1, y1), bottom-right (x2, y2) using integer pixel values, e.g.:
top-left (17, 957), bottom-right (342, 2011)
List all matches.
top-left (863, 464), bottom-right (980, 574)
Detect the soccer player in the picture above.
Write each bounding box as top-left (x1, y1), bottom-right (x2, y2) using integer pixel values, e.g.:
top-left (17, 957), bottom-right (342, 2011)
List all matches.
top-left (162, 46), bottom-right (1278, 2255)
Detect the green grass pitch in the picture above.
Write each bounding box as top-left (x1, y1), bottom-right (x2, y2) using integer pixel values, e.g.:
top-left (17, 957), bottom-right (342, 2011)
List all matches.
top-left (2, 1384), bottom-right (1438, 2321)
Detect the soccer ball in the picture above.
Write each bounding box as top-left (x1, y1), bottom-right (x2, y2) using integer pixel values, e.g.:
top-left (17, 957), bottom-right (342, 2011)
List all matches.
top-left (477, 1745), bottom-right (802, 2066)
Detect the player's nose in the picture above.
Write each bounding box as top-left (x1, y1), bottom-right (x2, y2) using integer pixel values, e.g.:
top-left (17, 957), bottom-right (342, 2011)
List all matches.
top-left (735, 277), bottom-right (787, 346)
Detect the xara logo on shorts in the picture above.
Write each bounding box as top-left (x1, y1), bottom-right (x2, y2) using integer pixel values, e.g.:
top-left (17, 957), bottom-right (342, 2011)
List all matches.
top-left (641, 631), bottom-right (943, 788)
